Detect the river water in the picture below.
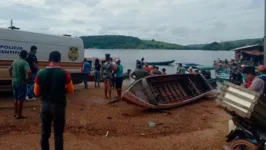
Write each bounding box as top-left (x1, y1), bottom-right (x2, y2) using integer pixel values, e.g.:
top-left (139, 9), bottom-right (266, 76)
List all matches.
top-left (85, 49), bottom-right (234, 74)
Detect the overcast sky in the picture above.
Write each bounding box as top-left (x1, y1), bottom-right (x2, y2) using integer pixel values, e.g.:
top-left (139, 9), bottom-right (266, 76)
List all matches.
top-left (0, 0), bottom-right (264, 45)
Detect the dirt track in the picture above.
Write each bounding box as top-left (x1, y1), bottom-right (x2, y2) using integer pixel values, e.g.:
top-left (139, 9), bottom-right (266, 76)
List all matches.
top-left (0, 83), bottom-right (230, 150)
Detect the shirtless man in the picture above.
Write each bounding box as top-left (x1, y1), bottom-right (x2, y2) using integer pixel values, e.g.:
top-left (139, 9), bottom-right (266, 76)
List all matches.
top-left (101, 54), bottom-right (115, 99)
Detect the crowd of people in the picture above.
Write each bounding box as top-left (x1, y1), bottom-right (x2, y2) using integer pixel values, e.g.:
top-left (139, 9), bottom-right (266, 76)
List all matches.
top-left (131, 58), bottom-right (169, 80)
top-left (81, 56), bottom-right (168, 100)
top-left (9, 49), bottom-right (266, 150)
top-left (81, 54), bottom-right (125, 100)
top-left (214, 58), bottom-right (266, 95)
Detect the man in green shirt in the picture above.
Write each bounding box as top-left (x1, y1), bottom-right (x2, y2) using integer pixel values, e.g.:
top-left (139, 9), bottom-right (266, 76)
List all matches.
top-left (176, 63), bottom-right (186, 74)
top-left (131, 64), bottom-right (150, 80)
top-left (8, 50), bottom-right (31, 119)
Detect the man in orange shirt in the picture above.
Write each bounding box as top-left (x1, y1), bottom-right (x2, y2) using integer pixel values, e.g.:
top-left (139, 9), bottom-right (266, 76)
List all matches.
top-left (143, 62), bottom-right (151, 74)
top-left (34, 51), bottom-right (74, 150)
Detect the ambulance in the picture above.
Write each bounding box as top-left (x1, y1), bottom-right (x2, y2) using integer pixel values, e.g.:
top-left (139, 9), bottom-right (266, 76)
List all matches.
top-left (0, 28), bottom-right (85, 91)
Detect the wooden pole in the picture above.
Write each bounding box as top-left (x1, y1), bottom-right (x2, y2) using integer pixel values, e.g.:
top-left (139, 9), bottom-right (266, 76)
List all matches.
top-left (264, 0), bottom-right (266, 65)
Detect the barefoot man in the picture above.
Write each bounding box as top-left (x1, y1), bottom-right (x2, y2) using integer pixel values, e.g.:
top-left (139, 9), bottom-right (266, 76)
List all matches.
top-left (9, 50), bottom-right (31, 119)
top-left (101, 54), bottom-right (115, 99)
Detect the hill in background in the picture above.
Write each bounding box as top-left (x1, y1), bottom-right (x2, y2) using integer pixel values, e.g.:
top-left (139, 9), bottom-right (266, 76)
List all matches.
top-left (80, 35), bottom-right (263, 50)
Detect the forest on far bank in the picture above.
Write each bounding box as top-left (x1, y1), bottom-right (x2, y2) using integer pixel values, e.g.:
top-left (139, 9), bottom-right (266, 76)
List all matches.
top-left (80, 35), bottom-right (263, 50)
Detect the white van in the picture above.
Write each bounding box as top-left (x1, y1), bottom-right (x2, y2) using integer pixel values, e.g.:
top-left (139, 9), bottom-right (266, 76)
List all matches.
top-left (0, 28), bottom-right (85, 91)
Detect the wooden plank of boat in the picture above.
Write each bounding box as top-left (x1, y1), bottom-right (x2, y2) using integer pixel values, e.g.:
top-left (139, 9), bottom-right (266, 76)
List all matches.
top-left (121, 74), bottom-right (213, 109)
top-left (146, 60), bottom-right (175, 66)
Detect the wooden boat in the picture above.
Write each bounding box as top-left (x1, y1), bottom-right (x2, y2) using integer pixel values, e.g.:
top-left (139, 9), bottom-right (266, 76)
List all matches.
top-left (183, 63), bottom-right (201, 69)
top-left (122, 74), bottom-right (213, 109)
top-left (146, 60), bottom-right (175, 66)
top-left (216, 81), bottom-right (266, 129)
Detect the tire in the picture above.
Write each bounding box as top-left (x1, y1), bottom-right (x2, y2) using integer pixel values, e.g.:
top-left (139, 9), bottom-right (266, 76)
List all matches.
top-left (228, 139), bottom-right (257, 150)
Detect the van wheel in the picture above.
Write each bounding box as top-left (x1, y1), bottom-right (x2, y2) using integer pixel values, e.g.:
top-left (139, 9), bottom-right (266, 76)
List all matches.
top-left (228, 139), bottom-right (257, 150)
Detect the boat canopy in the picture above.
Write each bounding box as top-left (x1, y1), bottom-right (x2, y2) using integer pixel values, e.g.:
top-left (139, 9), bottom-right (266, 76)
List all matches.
top-left (230, 44), bottom-right (262, 52)
top-left (231, 44), bottom-right (264, 65)
top-left (242, 50), bottom-right (264, 56)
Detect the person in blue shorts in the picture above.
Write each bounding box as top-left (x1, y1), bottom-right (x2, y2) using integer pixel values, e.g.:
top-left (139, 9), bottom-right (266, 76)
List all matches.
top-left (9, 50), bottom-right (31, 119)
top-left (114, 59), bottom-right (124, 99)
top-left (82, 58), bottom-right (91, 89)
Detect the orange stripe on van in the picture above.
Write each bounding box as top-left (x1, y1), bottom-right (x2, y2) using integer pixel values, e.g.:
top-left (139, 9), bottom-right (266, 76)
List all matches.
top-left (0, 60), bottom-right (82, 67)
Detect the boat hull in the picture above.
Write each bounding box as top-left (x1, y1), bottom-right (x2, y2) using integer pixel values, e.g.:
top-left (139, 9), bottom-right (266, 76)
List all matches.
top-left (86, 73), bottom-right (130, 82)
top-left (122, 74), bottom-right (213, 109)
top-left (146, 60), bottom-right (175, 66)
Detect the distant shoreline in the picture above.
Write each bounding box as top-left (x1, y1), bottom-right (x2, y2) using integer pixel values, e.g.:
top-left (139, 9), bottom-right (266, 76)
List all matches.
top-left (80, 35), bottom-right (262, 51)
top-left (85, 48), bottom-right (230, 51)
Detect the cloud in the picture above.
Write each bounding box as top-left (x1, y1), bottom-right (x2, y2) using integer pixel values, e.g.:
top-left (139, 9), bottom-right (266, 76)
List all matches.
top-left (0, 0), bottom-right (264, 44)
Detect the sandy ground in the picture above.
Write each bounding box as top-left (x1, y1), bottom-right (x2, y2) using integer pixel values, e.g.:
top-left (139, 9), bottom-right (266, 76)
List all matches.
top-left (0, 82), bottom-right (230, 150)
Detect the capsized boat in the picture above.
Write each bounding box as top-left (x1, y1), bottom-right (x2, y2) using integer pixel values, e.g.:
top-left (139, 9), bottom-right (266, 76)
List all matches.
top-left (122, 74), bottom-right (213, 109)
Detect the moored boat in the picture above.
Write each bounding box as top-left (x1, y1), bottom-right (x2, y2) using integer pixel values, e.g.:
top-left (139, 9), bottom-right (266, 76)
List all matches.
top-left (122, 74), bottom-right (213, 109)
top-left (146, 60), bottom-right (175, 66)
top-left (183, 63), bottom-right (201, 69)
top-left (215, 69), bottom-right (230, 82)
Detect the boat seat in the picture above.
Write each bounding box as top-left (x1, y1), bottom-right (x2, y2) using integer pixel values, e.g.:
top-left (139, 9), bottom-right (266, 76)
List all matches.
top-left (152, 82), bottom-right (200, 104)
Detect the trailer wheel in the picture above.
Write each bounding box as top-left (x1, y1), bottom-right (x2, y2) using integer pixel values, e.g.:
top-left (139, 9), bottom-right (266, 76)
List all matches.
top-left (228, 139), bottom-right (257, 150)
